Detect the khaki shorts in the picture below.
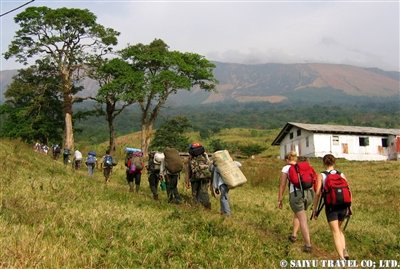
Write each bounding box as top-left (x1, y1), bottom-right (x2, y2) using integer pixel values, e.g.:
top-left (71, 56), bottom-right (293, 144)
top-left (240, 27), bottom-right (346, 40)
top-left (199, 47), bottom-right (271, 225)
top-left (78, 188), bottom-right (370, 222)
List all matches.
top-left (289, 189), bottom-right (314, 213)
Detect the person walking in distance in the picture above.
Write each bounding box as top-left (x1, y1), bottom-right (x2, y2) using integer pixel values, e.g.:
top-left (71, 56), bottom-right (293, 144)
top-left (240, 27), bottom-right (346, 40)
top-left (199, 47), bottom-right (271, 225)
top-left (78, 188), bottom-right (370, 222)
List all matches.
top-left (125, 151), bottom-right (144, 193)
top-left (73, 149), bottom-right (83, 170)
top-left (101, 149), bottom-right (113, 184)
top-left (161, 147), bottom-right (182, 204)
top-left (147, 151), bottom-right (163, 200)
top-left (85, 151), bottom-right (97, 177)
top-left (63, 148), bottom-right (71, 165)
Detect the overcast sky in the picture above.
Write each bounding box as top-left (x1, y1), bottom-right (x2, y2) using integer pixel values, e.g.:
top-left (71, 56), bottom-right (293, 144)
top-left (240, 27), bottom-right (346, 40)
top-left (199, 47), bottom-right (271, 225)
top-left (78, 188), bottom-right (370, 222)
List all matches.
top-left (1, 0), bottom-right (399, 71)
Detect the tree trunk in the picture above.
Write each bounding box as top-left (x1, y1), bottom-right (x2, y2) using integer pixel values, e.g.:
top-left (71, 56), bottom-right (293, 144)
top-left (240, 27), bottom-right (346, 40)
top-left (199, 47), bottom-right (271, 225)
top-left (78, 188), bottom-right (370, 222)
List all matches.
top-left (108, 115), bottom-right (116, 154)
top-left (61, 69), bottom-right (74, 150)
top-left (63, 92), bottom-right (74, 151)
top-left (141, 123), bottom-right (153, 157)
top-left (106, 100), bottom-right (116, 154)
top-left (65, 113), bottom-right (74, 149)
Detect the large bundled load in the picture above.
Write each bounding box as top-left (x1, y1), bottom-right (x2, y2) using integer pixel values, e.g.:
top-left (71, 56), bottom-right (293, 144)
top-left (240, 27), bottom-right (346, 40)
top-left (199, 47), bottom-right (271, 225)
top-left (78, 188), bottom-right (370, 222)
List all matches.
top-left (164, 147), bottom-right (183, 174)
top-left (213, 150), bottom-right (247, 189)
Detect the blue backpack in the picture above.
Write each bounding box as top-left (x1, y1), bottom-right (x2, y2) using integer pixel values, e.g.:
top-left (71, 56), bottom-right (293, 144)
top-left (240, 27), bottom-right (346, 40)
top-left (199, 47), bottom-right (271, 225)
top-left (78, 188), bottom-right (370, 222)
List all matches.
top-left (87, 154), bottom-right (96, 165)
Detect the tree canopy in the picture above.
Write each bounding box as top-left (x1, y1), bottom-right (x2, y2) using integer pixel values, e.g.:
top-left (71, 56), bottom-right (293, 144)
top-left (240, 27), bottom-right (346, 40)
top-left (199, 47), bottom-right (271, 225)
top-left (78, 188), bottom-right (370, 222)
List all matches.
top-left (4, 6), bottom-right (120, 150)
top-left (0, 65), bottom-right (64, 144)
top-left (88, 58), bottom-right (143, 151)
top-left (120, 39), bottom-right (217, 155)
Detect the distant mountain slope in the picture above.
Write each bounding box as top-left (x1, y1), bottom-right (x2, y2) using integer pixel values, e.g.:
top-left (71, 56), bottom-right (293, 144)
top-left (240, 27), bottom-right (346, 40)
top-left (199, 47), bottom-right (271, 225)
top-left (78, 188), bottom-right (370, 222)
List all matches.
top-left (202, 62), bottom-right (399, 104)
top-left (1, 62), bottom-right (399, 105)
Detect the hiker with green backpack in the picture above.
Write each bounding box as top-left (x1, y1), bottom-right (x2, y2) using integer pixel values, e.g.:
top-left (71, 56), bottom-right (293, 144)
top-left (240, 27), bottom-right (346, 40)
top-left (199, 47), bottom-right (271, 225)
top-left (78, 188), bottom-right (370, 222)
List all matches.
top-left (160, 147), bottom-right (183, 204)
top-left (187, 143), bottom-right (212, 210)
top-left (312, 154), bottom-right (352, 260)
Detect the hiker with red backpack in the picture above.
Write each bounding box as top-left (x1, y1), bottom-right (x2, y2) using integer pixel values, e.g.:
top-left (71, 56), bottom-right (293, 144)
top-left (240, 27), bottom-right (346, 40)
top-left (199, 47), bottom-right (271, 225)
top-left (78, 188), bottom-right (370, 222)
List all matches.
top-left (312, 154), bottom-right (352, 260)
top-left (125, 149), bottom-right (144, 193)
top-left (277, 151), bottom-right (316, 253)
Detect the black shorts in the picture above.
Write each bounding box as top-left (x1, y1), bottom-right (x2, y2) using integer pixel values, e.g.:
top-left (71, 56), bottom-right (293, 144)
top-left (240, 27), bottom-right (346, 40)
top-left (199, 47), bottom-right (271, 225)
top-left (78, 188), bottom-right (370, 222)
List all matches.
top-left (325, 207), bottom-right (348, 222)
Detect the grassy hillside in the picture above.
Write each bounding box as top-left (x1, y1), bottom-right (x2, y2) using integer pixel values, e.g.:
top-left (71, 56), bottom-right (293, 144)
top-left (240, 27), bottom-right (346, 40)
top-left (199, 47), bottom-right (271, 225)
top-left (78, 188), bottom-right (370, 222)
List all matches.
top-left (1, 138), bottom-right (399, 268)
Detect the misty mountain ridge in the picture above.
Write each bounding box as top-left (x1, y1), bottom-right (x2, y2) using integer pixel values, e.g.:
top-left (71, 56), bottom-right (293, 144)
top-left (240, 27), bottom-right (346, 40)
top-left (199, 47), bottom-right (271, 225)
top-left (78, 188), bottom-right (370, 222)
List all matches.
top-left (1, 62), bottom-right (399, 106)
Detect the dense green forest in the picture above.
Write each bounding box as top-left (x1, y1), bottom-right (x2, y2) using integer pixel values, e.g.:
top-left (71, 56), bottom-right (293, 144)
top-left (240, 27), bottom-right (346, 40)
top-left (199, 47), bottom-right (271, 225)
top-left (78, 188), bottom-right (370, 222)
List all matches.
top-left (74, 98), bottom-right (400, 144)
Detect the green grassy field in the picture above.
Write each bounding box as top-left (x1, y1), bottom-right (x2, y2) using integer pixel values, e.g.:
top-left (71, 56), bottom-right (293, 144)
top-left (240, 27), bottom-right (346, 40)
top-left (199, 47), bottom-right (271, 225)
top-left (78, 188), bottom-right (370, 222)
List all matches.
top-left (1, 138), bottom-right (399, 268)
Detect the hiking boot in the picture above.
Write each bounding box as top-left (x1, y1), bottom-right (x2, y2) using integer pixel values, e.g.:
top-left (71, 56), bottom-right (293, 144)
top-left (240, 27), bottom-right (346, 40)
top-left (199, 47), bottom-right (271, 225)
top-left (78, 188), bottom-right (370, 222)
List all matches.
top-left (288, 235), bottom-right (297, 243)
top-left (343, 248), bottom-right (349, 260)
top-left (302, 245), bottom-right (312, 253)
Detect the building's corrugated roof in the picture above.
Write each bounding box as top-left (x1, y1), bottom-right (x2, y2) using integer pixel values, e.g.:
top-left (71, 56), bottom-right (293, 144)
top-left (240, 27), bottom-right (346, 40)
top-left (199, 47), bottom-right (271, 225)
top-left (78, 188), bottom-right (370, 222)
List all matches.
top-left (288, 122), bottom-right (400, 135)
top-left (271, 122), bottom-right (400, 145)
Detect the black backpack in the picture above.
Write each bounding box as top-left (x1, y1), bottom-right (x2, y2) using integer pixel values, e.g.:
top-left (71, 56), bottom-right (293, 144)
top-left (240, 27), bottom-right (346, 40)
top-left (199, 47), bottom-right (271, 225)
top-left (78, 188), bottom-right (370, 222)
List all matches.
top-left (189, 143), bottom-right (205, 157)
top-left (104, 155), bottom-right (113, 167)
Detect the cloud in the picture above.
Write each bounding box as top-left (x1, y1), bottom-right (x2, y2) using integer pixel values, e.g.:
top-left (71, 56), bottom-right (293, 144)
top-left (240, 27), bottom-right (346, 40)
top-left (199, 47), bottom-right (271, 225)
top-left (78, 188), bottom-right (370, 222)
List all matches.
top-left (1, 1), bottom-right (399, 71)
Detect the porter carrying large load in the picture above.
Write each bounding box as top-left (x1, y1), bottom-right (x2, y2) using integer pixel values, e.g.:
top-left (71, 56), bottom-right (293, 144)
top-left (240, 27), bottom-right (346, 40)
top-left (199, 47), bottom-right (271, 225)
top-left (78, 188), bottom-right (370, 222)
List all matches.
top-left (164, 147), bottom-right (183, 174)
top-left (212, 150), bottom-right (247, 189)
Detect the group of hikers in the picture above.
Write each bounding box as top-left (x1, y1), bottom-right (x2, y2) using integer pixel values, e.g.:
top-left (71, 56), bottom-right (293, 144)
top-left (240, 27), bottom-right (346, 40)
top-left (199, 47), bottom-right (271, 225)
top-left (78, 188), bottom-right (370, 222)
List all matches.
top-left (33, 142), bottom-right (352, 261)
top-left (123, 144), bottom-right (242, 217)
top-left (35, 143), bottom-right (241, 217)
top-left (278, 151), bottom-right (352, 261)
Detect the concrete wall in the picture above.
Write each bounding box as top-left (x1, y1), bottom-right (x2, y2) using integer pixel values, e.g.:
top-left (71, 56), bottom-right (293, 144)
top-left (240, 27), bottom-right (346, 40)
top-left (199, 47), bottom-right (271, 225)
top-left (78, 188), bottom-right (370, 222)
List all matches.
top-left (279, 128), bottom-right (398, 161)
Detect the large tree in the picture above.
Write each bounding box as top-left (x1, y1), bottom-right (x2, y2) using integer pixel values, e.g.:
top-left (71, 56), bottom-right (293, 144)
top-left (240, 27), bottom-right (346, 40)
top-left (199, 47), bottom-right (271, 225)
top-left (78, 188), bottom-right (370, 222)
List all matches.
top-left (4, 6), bottom-right (119, 150)
top-left (120, 39), bottom-right (217, 156)
top-left (88, 58), bottom-right (142, 152)
top-left (0, 64), bottom-right (64, 144)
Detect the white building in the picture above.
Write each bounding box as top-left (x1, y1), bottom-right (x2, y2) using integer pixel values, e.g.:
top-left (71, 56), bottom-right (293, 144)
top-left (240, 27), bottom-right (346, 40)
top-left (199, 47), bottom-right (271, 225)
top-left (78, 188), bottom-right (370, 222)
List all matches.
top-left (272, 122), bottom-right (400, 161)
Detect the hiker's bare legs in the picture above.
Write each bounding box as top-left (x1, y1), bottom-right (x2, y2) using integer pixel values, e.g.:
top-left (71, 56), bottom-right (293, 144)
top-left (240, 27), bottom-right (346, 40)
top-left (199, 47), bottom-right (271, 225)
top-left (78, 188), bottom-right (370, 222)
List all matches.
top-left (329, 220), bottom-right (346, 259)
top-left (296, 210), bottom-right (311, 247)
top-left (292, 213), bottom-right (300, 237)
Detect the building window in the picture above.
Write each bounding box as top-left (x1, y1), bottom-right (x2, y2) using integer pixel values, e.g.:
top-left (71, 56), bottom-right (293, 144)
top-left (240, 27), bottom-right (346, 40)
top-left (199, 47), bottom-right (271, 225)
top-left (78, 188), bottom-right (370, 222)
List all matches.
top-left (333, 135), bottom-right (339, 145)
top-left (359, 137), bottom-right (369, 146)
top-left (297, 129), bottom-right (301, 136)
top-left (306, 137), bottom-right (309, 147)
top-left (290, 132), bottom-right (294, 139)
top-left (382, 138), bottom-right (388, 147)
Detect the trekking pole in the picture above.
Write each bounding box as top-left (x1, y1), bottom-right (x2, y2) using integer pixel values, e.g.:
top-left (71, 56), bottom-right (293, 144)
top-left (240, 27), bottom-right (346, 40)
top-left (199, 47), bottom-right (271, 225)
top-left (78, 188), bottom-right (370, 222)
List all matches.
top-left (343, 216), bottom-right (351, 231)
top-left (311, 187), bottom-right (325, 220)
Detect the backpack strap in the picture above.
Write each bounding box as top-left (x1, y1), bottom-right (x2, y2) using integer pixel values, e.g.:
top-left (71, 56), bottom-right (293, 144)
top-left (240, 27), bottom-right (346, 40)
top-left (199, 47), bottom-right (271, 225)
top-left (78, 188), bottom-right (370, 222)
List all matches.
top-left (315, 171), bottom-right (331, 217)
top-left (295, 164), bottom-right (305, 198)
top-left (287, 164), bottom-right (297, 197)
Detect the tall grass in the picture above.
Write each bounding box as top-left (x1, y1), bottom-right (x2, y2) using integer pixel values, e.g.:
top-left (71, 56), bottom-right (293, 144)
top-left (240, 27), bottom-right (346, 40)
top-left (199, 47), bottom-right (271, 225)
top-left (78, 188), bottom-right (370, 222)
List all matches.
top-left (1, 138), bottom-right (399, 268)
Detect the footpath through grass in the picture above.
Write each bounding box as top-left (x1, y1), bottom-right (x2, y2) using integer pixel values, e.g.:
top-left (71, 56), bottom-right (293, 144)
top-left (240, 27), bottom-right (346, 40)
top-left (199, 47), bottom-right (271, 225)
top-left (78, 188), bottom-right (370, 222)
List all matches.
top-left (0, 139), bottom-right (399, 268)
